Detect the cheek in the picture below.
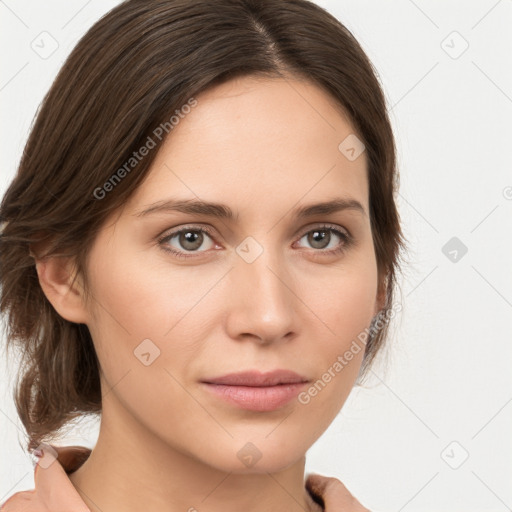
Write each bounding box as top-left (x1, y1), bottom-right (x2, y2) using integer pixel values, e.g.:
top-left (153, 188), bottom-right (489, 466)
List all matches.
top-left (84, 245), bottom-right (225, 390)
top-left (83, 251), bottom-right (207, 426)
top-left (88, 244), bottom-right (218, 338)
top-left (303, 258), bottom-right (378, 339)
top-left (288, 261), bottom-right (377, 412)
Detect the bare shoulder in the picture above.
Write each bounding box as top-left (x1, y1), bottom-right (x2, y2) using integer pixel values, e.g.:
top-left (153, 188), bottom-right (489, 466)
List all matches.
top-left (0, 489), bottom-right (36, 512)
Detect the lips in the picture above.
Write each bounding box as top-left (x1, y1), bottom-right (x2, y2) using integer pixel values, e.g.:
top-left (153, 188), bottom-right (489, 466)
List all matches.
top-left (201, 369), bottom-right (310, 387)
top-left (200, 370), bottom-right (311, 412)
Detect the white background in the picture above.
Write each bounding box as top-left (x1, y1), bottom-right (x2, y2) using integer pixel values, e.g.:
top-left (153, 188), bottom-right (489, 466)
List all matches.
top-left (1, 1), bottom-right (511, 511)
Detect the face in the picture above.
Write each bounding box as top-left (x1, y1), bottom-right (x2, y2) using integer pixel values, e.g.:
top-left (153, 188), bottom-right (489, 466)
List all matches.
top-left (80, 75), bottom-right (383, 474)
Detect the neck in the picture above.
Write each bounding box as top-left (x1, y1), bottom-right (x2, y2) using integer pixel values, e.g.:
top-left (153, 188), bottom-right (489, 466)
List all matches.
top-left (68, 393), bottom-right (323, 512)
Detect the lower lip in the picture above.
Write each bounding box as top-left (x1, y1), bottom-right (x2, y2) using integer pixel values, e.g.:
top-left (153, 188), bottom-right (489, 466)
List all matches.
top-left (201, 382), bottom-right (309, 411)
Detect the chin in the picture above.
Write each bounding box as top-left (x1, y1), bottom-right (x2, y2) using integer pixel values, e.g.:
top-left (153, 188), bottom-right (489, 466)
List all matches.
top-left (197, 436), bottom-right (307, 475)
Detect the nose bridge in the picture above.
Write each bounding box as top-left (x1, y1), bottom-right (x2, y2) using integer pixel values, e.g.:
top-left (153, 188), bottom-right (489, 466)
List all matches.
top-left (229, 234), bottom-right (296, 341)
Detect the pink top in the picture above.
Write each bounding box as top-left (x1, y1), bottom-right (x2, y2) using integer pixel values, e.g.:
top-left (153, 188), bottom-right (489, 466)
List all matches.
top-left (0, 445), bottom-right (361, 511)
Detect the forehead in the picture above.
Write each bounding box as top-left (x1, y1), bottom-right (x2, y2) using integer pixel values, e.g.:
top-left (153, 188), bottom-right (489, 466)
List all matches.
top-left (126, 75), bottom-right (368, 218)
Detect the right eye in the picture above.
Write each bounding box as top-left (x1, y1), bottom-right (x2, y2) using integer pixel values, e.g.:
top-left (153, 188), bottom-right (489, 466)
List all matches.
top-left (157, 225), bottom-right (220, 259)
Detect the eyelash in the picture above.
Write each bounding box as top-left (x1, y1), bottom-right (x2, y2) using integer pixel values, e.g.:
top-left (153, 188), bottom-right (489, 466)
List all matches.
top-left (157, 224), bottom-right (353, 260)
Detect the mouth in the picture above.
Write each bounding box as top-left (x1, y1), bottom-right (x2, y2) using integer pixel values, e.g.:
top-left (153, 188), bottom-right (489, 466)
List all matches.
top-left (200, 370), bottom-right (310, 411)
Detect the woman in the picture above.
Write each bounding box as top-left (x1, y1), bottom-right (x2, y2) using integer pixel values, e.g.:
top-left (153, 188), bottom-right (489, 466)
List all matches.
top-left (0, 0), bottom-right (406, 510)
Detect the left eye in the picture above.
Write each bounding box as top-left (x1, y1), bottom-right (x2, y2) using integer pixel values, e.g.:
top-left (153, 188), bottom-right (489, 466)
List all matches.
top-left (295, 226), bottom-right (350, 252)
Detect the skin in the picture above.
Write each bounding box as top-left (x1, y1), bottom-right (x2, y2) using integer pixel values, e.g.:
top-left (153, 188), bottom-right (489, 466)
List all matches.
top-left (36, 75), bottom-right (383, 512)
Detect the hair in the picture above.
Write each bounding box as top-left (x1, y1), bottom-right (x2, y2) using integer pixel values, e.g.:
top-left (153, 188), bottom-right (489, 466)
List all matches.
top-left (0, 0), bottom-right (407, 453)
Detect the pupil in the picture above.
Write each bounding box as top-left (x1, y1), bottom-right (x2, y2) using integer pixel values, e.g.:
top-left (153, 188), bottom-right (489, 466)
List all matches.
top-left (309, 230), bottom-right (329, 249)
top-left (181, 231), bottom-right (202, 250)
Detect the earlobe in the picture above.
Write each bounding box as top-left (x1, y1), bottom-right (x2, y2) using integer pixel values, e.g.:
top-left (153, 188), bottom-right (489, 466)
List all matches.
top-left (34, 255), bottom-right (90, 325)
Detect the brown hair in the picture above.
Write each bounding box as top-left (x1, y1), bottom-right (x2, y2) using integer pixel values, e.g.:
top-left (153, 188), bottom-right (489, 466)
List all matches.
top-left (0, 0), bottom-right (407, 453)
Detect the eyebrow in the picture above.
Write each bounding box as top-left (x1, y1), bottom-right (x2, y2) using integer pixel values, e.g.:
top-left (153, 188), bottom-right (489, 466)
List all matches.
top-left (134, 196), bottom-right (366, 220)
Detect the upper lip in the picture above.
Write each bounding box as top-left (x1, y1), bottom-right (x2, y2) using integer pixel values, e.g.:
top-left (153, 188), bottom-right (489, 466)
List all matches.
top-left (201, 370), bottom-right (310, 387)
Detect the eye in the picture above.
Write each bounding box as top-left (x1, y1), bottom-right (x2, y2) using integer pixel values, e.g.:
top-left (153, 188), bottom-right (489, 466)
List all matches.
top-left (157, 226), bottom-right (218, 259)
top-left (157, 223), bottom-right (353, 260)
top-left (295, 224), bottom-right (352, 256)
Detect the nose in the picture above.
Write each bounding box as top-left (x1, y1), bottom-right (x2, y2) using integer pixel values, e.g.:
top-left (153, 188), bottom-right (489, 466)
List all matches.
top-left (224, 243), bottom-right (298, 346)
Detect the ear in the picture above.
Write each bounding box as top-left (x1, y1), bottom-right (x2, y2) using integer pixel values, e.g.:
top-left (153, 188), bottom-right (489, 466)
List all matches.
top-left (34, 255), bottom-right (90, 325)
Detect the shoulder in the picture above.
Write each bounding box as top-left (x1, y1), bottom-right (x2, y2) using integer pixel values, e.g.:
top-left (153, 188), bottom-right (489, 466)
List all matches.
top-left (0, 444), bottom-right (92, 512)
top-left (0, 490), bottom-right (38, 512)
top-left (306, 473), bottom-right (371, 512)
